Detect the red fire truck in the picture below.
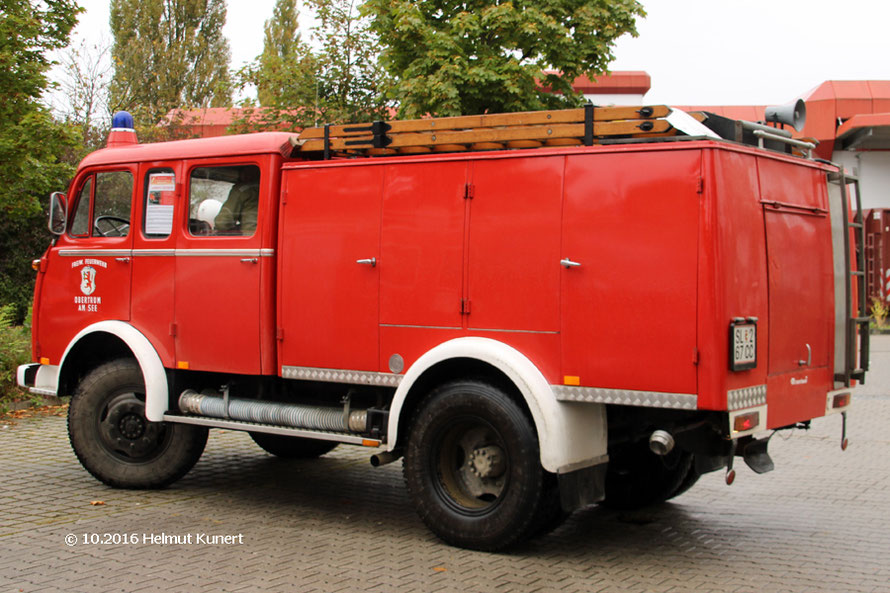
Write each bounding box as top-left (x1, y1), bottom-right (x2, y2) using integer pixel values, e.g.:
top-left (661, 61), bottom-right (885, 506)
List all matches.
top-left (18, 105), bottom-right (867, 550)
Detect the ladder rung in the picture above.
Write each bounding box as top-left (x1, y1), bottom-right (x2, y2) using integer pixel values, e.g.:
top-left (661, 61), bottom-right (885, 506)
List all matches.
top-left (851, 270), bottom-right (865, 276)
top-left (853, 317), bottom-right (871, 323)
top-left (848, 222), bottom-right (864, 229)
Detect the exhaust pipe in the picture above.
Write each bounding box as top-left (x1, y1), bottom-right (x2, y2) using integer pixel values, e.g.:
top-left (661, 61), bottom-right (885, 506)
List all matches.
top-left (370, 451), bottom-right (402, 467)
top-left (178, 389), bottom-right (368, 433)
top-left (649, 430), bottom-right (675, 456)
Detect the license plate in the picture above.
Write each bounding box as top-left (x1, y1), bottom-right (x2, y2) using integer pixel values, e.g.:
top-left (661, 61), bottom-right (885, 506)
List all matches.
top-left (730, 321), bottom-right (757, 371)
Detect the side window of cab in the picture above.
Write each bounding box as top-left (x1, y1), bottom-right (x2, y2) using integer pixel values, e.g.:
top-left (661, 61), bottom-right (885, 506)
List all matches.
top-left (188, 165), bottom-right (260, 236)
top-left (69, 171), bottom-right (134, 238)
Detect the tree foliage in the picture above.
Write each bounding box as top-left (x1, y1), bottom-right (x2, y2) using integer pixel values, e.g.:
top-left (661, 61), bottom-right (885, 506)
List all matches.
top-left (363, 0), bottom-right (645, 117)
top-left (235, 0), bottom-right (391, 131)
top-left (0, 0), bottom-right (82, 322)
top-left (109, 0), bottom-right (233, 126)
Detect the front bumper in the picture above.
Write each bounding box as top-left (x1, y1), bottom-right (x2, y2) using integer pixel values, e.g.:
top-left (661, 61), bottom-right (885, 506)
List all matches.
top-left (16, 363), bottom-right (59, 396)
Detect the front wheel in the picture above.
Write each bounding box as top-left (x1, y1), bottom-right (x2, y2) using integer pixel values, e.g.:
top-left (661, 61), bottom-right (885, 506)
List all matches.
top-left (68, 359), bottom-right (207, 489)
top-left (403, 380), bottom-right (553, 551)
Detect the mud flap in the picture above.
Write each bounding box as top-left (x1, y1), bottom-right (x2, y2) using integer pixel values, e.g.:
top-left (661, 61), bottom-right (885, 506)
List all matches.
top-left (558, 462), bottom-right (607, 511)
top-left (739, 436), bottom-right (774, 474)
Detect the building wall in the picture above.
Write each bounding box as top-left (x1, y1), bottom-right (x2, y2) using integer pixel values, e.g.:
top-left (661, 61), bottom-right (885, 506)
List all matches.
top-left (834, 150), bottom-right (890, 210)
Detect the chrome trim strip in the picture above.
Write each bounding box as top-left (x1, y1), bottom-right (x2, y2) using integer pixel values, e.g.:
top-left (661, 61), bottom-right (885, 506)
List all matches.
top-left (281, 365), bottom-right (403, 387)
top-left (727, 385), bottom-right (767, 411)
top-left (131, 249), bottom-right (175, 257)
top-left (380, 324), bottom-right (463, 330)
top-left (552, 385), bottom-right (697, 410)
top-left (467, 327), bottom-right (560, 335)
top-left (59, 249), bottom-right (131, 257)
top-left (59, 248), bottom-right (276, 258)
top-left (174, 248), bottom-right (275, 257)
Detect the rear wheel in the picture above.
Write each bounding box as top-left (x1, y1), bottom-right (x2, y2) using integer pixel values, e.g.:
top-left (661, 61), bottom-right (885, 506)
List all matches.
top-left (249, 432), bottom-right (338, 459)
top-left (403, 380), bottom-right (552, 551)
top-left (601, 441), bottom-right (693, 510)
top-left (68, 359), bottom-right (207, 489)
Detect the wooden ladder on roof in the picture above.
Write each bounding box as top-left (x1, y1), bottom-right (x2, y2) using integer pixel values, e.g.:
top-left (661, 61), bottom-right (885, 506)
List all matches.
top-left (290, 104), bottom-right (676, 158)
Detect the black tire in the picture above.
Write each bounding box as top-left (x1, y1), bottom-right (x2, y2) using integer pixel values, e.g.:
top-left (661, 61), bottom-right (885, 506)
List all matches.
top-left (249, 432), bottom-right (338, 459)
top-left (403, 380), bottom-right (549, 551)
top-left (601, 441), bottom-right (693, 510)
top-left (665, 459), bottom-right (701, 501)
top-left (67, 359), bottom-right (207, 489)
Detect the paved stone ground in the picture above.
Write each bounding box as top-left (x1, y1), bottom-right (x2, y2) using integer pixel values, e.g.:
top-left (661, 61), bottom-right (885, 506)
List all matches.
top-left (2, 337), bottom-right (889, 593)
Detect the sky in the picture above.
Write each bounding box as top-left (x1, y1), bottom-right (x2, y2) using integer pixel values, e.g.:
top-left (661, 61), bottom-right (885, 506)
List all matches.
top-left (65, 0), bottom-right (890, 107)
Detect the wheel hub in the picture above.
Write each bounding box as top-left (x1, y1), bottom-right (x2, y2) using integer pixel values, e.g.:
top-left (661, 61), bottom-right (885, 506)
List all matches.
top-left (469, 445), bottom-right (506, 479)
top-left (119, 413), bottom-right (146, 439)
top-left (100, 393), bottom-right (165, 460)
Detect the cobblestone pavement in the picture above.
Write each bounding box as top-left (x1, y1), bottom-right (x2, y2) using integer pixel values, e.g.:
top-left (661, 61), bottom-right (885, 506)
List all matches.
top-left (2, 337), bottom-right (889, 593)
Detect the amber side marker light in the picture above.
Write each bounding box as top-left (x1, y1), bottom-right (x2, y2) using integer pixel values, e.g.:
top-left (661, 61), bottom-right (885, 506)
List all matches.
top-left (832, 393), bottom-right (851, 409)
top-left (733, 411), bottom-right (760, 433)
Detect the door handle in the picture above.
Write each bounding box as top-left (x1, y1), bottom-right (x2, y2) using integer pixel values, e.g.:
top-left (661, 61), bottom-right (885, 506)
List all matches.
top-left (115, 257), bottom-right (130, 263)
top-left (356, 258), bottom-right (377, 267)
top-left (560, 258), bottom-right (581, 268)
top-left (798, 343), bottom-right (812, 367)
top-left (240, 258), bottom-right (258, 264)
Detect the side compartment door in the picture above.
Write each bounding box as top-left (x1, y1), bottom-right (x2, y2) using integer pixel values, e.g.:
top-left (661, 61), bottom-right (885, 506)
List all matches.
top-left (278, 165), bottom-right (382, 372)
top-left (378, 161), bottom-right (467, 369)
top-left (560, 151), bottom-right (700, 395)
top-left (759, 158), bottom-right (833, 426)
top-left (173, 162), bottom-right (269, 375)
top-left (466, 156), bottom-right (563, 333)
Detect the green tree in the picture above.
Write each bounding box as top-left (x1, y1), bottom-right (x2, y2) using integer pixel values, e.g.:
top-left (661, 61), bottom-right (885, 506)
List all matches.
top-left (254, 0), bottom-right (306, 107)
top-left (0, 0), bottom-right (82, 322)
top-left (234, 0), bottom-right (391, 131)
top-left (109, 0), bottom-right (233, 128)
top-left (363, 0), bottom-right (645, 118)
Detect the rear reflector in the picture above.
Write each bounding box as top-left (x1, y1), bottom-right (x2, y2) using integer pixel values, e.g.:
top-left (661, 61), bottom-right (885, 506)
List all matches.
top-left (832, 393), bottom-right (851, 409)
top-left (733, 411), bottom-right (760, 433)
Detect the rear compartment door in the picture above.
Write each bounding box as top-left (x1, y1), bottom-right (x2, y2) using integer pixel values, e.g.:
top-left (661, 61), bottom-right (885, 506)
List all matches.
top-left (759, 158), bottom-right (834, 426)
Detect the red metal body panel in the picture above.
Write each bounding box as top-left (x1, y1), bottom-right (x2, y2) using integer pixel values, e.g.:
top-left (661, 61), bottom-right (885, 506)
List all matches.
top-left (278, 164), bottom-right (383, 371)
top-left (466, 157), bottom-right (563, 333)
top-left (560, 149), bottom-right (700, 395)
top-left (758, 157), bottom-right (835, 427)
top-left (697, 149), bottom-right (770, 410)
top-left (379, 161), bottom-right (466, 328)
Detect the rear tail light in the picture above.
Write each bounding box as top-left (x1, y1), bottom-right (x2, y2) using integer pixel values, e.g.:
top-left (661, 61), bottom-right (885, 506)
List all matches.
top-left (733, 411), bottom-right (760, 433)
top-left (832, 393), bottom-right (851, 409)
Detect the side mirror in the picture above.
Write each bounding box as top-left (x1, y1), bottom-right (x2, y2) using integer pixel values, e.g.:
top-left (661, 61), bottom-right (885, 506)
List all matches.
top-left (49, 191), bottom-right (67, 236)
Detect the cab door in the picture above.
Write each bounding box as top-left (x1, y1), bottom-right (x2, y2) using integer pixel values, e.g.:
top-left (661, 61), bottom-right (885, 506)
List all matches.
top-left (37, 168), bottom-right (136, 361)
top-left (130, 162), bottom-right (182, 367)
top-left (173, 160), bottom-right (272, 375)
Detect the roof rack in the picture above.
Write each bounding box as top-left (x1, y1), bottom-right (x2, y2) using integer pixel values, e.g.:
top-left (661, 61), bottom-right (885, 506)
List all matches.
top-left (290, 105), bottom-right (677, 158)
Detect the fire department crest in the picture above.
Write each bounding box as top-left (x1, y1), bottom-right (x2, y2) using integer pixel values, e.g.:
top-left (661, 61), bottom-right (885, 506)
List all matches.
top-left (80, 266), bottom-right (97, 296)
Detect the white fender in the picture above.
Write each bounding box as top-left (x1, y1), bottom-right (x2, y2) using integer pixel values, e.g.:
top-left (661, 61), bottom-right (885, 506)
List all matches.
top-left (61, 321), bottom-right (169, 421)
top-left (386, 337), bottom-right (607, 474)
